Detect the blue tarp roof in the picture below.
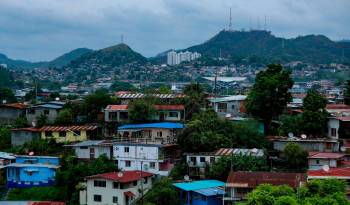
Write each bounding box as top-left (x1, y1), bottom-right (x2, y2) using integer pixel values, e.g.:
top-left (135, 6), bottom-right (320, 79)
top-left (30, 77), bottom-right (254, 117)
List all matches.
top-left (173, 180), bottom-right (225, 191)
top-left (118, 122), bottom-right (184, 130)
top-left (193, 187), bottom-right (225, 196)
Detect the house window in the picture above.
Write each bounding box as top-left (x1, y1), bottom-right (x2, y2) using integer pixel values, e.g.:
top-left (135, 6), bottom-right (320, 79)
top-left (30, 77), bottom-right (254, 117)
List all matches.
top-left (59, 131), bottom-right (66, 137)
top-left (44, 110), bottom-right (50, 115)
top-left (200, 157), bottom-right (205, 162)
top-left (93, 195), bottom-right (102, 202)
top-left (231, 105), bottom-right (235, 110)
top-left (113, 182), bottom-right (119, 189)
top-left (157, 131), bottom-right (163, 137)
top-left (45, 131), bottom-right (53, 137)
top-left (124, 147), bottom-right (129, 153)
top-left (150, 162), bottom-right (156, 169)
top-left (113, 196), bottom-right (118, 203)
top-left (316, 160), bottom-right (320, 164)
top-left (218, 103), bottom-right (227, 111)
top-left (94, 180), bottom-right (106, 187)
top-left (133, 181), bottom-right (138, 186)
top-left (144, 177), bottom-right (148, 184)
top-left (125, 160), bottom-right (131, 167)
top-left (80, 146), bottom-right (88, 149)
top-left (331, 128), bottom-right (337, 137)
top-left (169, 112), bottom-right (178, 118)
top-left (75, 131), bottom-right (81, 136)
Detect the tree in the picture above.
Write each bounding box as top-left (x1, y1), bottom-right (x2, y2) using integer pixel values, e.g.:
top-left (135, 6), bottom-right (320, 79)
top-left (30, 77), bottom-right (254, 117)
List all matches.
top-left (14, 117), bottom-right (28, 128)
top-left (246, 64), bottom-right (293, 134)
top-left (111, 81), bottom-right (137, 92)
top-left (83, 89), bottom-right (114, 122)
top-left (344, 80), bottom-right (350, 105)
top-left (140, 178), bottom-right (180, 205)
top-left (279, 114), bottom-right (303, 136)
top-left (128, 99), bottom-right (156, 123)
top-left (178, 110), bottom-right (266, 153)
top-left (301, 89), bottom-right (327, 137)
top-left (0, 126), bottom-right (11, 150)
top-left (36, 113), bottom-right (48, 127)
top-left (208, 155), bottom-right (269, 181)
top-left (183, 83), bottom-right (206, 120)
top-left (240, 179), bottom-right (350, 205)
top-left (54, 109), bottom-right (74, 125)
top-left (0, 87), bottom-right (17, 103)
top-left (282, 142), bottom-right (307, 170)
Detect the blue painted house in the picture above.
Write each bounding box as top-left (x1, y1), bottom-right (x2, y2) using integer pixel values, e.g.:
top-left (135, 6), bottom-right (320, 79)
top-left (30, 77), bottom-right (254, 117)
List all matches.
top-left (173, 180), bottom-right (225, 205)
top-left (6, 155), bottom-right (60, 188)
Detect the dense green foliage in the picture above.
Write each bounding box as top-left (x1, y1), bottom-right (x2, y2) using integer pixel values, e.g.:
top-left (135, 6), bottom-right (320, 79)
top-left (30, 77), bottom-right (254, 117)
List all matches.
top-left (55, 108), bottom-right (74, 125)
top-left (281, 142), bottom-right (308, 170)
top-left (301, 90), bottom-right (328, 137)
top-left (70, 43), bottom-right (147, 67)
top-left (0, 126), bottom-right (11, 150)
top-left (186, 30), bottom-right (350, 64)
top-left (128, 99), bottom-right (156, 123)
top-left (246, 64), bottom-right (293, 134)
top-left (208, 155), bottom-right (269, 181)
top-left (239, 179), bottom-right (350, 205)
top-left (140, 178), bottom-right (180, 205)
top-left (8, 186), bottom-right (67, 201)
top-left (0, 87), bottom-right (17, 103)
top-left (344, 80), bottom-right (350, 105)
top-left (111, 81), bottom-right (137, 92)
top-left (49, 48), bottom-right (93, 67)
top-left (278, 114), bottom-right (303, 136)
top-left (178, 110), bottom-right (266, 152)
top-left (183, 83), bottom-right (206, 120)
top-left (83, 89), bottom-right (114, 122)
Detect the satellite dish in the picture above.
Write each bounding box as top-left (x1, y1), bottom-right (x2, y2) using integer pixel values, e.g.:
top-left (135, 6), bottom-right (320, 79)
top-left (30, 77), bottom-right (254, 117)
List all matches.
top-left (55, 97), bottom-right (60, 101)
top-left (184, 175), bottom-right (190, 181)
top-left (28, 151), bottom-right (34, 156)
top-left (322, 165), bottom-right (330, 172)
top-left (31, 121), bottom-right (36, 127)
top-left (340, 146), bottom-right (346, 152)
top-left (251, 148), bottom-right (258, 153)
top-left (2, 100), bottom-right (6, 104)
top-left (288, 132), bottom-right (294, 138)
top-left (301, 134), bottom-right (307, 139)
top-left (225, 113), bottom-right (232, 118)
top-left (117, 172), bottom-right (124, 178)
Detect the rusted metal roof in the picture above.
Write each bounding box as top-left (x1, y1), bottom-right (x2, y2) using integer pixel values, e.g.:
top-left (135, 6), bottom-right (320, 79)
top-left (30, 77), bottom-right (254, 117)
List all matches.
top-left (39, 125), bottom-right (98, 132)
top-left (226, 171), bottom-right (306, 188)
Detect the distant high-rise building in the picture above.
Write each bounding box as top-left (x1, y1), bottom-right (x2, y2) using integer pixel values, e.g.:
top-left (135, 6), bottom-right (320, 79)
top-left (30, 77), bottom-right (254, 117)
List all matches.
top-left (167, 51), bottom-right (201, 65)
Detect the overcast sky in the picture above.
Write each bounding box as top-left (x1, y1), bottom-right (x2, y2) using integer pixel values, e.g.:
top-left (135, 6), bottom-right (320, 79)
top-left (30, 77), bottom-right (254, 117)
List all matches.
top-left (0, 0), bottom-right (349, 61)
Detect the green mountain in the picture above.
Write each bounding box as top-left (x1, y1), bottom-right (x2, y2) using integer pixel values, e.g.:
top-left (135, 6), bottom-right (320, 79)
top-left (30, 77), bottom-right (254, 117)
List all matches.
top-left (69, 43), bottom-right (147, 67)
top-left (49, 48), bottom-right (93, 67)
top-left (185, 30), bottom-right (350, 64)
top-left (0, 53), bottom-right (47, 69)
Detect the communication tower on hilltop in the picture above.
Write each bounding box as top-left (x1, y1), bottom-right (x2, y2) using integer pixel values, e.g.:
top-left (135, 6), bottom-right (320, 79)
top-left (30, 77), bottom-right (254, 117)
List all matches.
top-left (229, 7), bottom-right (232, 31)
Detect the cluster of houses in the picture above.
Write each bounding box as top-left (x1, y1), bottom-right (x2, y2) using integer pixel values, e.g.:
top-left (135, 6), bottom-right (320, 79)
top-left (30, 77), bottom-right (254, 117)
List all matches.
top-left (0, 90), bottom-right (350, 205)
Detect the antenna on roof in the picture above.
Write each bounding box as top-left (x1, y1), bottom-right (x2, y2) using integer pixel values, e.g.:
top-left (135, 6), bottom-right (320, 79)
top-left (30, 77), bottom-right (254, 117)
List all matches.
top-left (229, 7), bottom-right (233, 31)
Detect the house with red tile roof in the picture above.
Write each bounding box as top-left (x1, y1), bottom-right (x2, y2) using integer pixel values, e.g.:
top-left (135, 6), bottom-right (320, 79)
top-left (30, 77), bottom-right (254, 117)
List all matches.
top-left (224, 171), bottom-right (306, 202)
top-left (80, 170), bottom-right (154, 205)
top-left (308, 152), bottom-right (346, 170)
top-left (0, 103), bottom-right (27, 124)
top-left (308, 167), bottom-right (350, 180)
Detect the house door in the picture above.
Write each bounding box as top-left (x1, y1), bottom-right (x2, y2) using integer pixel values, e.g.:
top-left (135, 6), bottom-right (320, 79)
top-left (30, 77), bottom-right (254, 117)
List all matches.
top-left (89, 148), bottom-right (95, 159)
top-left (160, 112), bottom-right (165, 121)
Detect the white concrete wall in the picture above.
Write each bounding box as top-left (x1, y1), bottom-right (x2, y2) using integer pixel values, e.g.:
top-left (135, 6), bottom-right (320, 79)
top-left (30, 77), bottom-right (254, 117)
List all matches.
top-left (74, 146), bottom-right (111, 159)
top-left (309, 158), bottom-right (337, 170)
top-left (186, 155), bottom-right (216, 167)
top-left (82, 177), bottom-right (153, 205)
top-left (327, 118), bottom-right (340, 139)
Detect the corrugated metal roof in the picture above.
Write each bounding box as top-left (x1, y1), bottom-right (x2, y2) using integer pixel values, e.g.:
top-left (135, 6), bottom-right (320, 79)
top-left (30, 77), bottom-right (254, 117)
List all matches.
top-left (308, 167), bottom-right (350, 178)
top-left (86, 171), bottom-right (153, 183)
top-left (39, 125), bottom-right (98, 132)
top-left (173, 180), bottom-right (225, 191)
top-left (68, 140), bottom-right (106, 147)
top-left (226, 171), bottom-right (306, 188)
top-left (193, 187), bottom-right (225, 196)
top-left (308, 152), bottom-right (345, 159)
top-left (118, 122), bottom-right (184, 130)
top-left (209, 95), bottom-right (247, 103)
top-left (105, 104), bottom-right (185, 111)
top-left (116, 93), bottom-right (185, 99)
top-left (214, 148), bottom-right (264, 157)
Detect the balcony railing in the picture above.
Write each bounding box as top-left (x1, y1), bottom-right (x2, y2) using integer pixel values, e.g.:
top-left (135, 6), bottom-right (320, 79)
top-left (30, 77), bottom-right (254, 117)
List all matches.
top-left (112, 137), bottom-right (177, 145)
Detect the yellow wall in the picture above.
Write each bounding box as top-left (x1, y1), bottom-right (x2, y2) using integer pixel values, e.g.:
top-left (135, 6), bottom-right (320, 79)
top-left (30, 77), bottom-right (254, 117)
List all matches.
top-left (41, 130), bottom-right (88, 143)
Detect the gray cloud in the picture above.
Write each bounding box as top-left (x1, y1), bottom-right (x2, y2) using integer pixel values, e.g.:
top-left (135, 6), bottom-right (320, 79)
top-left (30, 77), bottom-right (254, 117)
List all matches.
top-left (0, 0), bottom-right (349, 61)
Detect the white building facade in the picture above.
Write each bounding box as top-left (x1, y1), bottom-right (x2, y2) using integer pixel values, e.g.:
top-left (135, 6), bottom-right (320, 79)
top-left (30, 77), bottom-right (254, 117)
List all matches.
top-left (167, 51), bottom-right (201, 65)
